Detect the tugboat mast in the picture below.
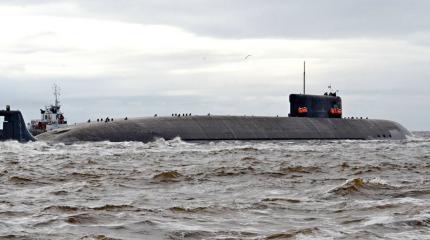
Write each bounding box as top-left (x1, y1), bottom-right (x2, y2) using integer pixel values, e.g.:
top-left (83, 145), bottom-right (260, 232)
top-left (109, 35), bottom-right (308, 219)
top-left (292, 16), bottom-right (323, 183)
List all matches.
top-left (53, 84), bottom-right (60, 108)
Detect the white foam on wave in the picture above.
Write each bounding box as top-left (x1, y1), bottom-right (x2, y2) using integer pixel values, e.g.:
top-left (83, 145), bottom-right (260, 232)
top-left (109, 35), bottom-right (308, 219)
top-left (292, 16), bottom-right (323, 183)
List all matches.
top-left (385, 231), bottom-right (430, 240)
top-left (406, 133), bottom-right (425, 141)
top-left (363, 215), bottom-right (394, 226)
top-left (0, 140), bottom-right (65, 156)
top-left (368, 177), bottom-right (391, 186)
top-left (63, 136), bottom-right (198, 155)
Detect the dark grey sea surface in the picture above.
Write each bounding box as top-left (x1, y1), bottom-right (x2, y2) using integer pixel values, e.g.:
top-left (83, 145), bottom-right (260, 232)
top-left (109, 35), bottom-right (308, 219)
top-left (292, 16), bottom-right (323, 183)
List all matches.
top-left (0, 132), bottom-right (429, 240)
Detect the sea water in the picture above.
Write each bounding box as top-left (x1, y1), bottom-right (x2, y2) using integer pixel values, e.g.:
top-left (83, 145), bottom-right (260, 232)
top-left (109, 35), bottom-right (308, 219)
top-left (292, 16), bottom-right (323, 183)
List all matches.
top-left (0, 132), bottom-right (429, 239)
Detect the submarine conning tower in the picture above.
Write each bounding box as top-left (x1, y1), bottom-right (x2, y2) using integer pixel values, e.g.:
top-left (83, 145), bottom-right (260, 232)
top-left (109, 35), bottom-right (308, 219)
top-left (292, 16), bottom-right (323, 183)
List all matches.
top-left (289, 93), bottom-right (342, 118)
top-left (0, 105), bottom-right (36, 142)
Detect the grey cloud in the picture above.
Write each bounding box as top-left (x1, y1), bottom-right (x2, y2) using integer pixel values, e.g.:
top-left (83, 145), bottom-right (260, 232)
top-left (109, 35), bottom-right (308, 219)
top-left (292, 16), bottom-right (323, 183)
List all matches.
top-left (4, 0), bottom-right (430, 39)
top-left (60, 0), bottom-right (430, 39)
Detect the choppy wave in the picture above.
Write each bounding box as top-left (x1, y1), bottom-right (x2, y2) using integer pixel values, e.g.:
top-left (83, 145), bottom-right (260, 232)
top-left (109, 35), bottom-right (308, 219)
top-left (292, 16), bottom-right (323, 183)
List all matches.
top-left (328, 178), bottom-right (399, 196)
top-left (0, 132), bottom-right (428, 239)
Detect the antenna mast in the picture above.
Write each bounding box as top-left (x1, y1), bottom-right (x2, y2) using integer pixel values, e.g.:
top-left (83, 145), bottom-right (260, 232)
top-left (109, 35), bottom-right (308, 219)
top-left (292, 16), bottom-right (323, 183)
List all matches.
top-left (303, 61), bottom-right (306, 95)
top-left (53, 84), bottom-right (60, 107)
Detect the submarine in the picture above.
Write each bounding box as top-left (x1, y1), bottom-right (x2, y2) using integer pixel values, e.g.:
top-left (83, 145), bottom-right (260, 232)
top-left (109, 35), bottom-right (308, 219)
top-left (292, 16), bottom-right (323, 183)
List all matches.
top-left (0, 91), bottom-right (410, 143)
top-left (0, 64), bottom-right (411, 143)
top-left (33, 92), bottom-right (410, 143)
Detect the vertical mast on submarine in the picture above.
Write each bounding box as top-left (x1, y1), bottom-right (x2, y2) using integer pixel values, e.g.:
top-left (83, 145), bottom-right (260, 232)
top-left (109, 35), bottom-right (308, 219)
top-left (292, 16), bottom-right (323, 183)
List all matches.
top-left (303, 61), bottom-right (306, 95)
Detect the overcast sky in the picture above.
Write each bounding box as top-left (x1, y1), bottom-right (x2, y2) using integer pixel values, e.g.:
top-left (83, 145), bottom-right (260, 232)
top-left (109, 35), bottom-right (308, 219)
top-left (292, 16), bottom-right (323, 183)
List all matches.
top-left (0, 0), bottom-right (429, 130)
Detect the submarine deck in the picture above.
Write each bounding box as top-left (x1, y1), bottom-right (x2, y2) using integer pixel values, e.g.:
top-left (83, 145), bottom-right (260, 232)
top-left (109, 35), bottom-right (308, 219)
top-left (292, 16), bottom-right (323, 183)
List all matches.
top-left (36, 115), bottom-right (410, 143)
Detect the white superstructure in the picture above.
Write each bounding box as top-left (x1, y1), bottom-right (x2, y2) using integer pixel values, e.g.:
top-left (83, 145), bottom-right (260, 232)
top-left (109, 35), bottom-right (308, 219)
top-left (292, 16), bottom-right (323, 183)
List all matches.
top-left (28, 84), bottom-right (68, 135)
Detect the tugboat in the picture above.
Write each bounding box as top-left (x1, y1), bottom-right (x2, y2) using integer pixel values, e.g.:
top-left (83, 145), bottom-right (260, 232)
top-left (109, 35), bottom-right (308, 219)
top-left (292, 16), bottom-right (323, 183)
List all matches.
top-left (28, 84), bottom-right (68, 136)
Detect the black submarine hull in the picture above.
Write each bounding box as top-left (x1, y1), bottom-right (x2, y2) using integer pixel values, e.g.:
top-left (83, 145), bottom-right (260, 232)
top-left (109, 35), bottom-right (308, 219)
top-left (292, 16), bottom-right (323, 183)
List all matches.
top-left (0, 110), bottom-right (36, 142)
top-left (36, 116), bottom-right (410, 143)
